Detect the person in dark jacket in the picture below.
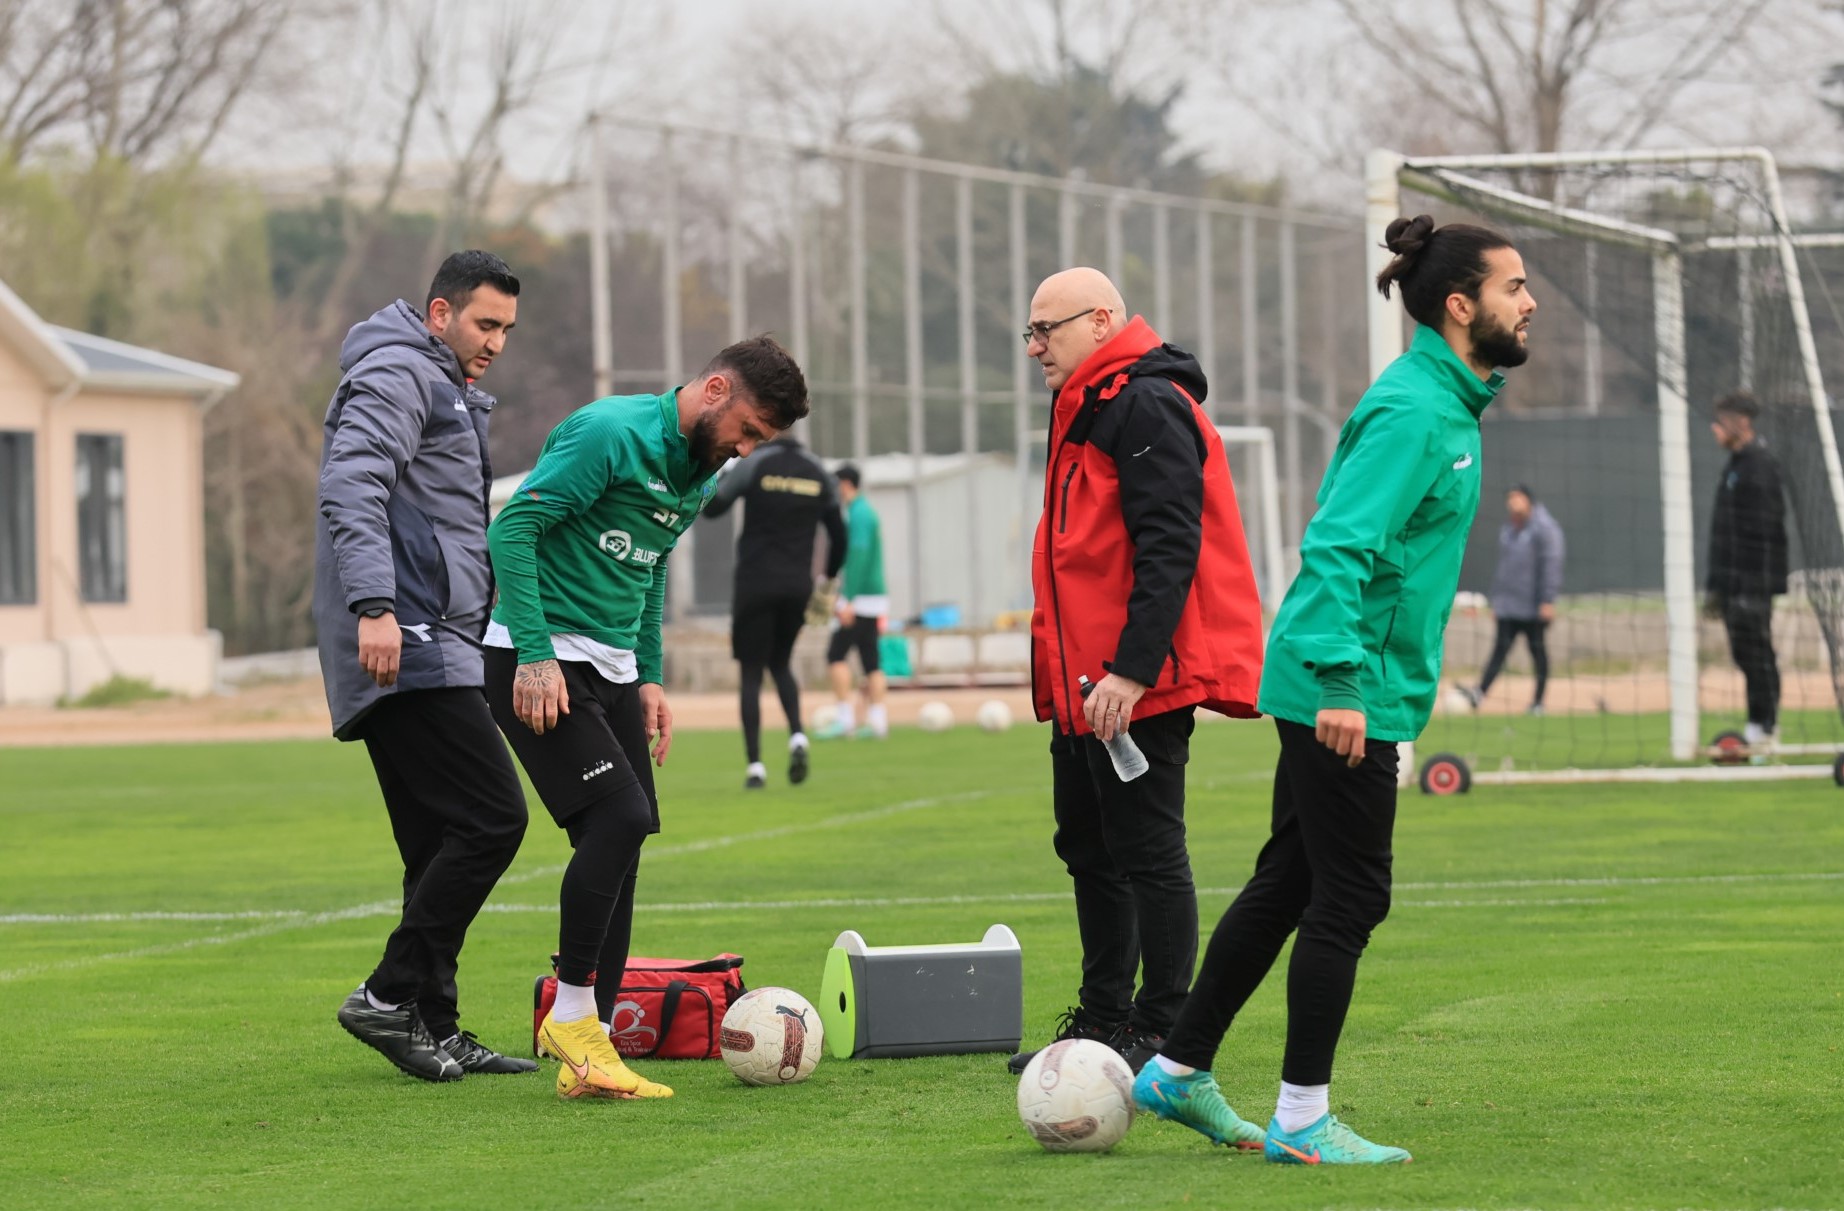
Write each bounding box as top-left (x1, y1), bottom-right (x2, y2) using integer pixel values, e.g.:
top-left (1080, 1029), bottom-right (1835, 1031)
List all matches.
top-left (1705, 391), bottom-right (1788, 746)
top-left (1460, 484), bottom-right (1565, 713)
top-left (314, 251), bottom-right (534, 1082)
top-left (703, 435), bottom-right (846, 789)
top-left (1008, 267), bottom-right (1265, 1079)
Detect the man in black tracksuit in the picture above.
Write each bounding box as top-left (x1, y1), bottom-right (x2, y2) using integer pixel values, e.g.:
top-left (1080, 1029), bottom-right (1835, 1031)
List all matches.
top-left (1706, 392), bottom-right (1788, 746)
top-left (704, 435), bottom-right (846, 788)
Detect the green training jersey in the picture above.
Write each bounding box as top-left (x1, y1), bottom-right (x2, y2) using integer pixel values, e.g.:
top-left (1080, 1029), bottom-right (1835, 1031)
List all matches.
top-left (840, 494), bottom-right (886, 598)
top-left (488, 392), bottom-right (716, 683)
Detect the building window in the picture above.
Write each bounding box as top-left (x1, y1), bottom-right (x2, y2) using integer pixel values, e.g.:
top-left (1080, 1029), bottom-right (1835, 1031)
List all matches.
top-left (76, 433), bottom-right (126, 603)
top-left (0, 431), bottom-right (33, 604)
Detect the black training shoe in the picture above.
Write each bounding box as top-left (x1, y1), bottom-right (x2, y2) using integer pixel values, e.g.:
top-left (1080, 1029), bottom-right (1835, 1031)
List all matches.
top-left (1006, 1006), bottom-right (1127, 1075)
top-left (1119, 1026), bottom-right (1166, 1075)
top-left (443, 1030), bottom-right (539, 1074)
top-left (789, 743), bottom-right (810, 785)
top-left (337, 986), bottom-right (463, 1082)
top-left (744, 768), bottom-right (767, 790)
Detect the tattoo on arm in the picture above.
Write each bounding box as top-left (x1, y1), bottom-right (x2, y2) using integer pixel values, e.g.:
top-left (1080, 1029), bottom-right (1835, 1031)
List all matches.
top-left (516, 660), bottom-right (562, 693)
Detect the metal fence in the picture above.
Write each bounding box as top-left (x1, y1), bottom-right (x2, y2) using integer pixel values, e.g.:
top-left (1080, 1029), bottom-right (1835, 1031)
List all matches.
top-left (581, 116), bottom-right (1367, 623)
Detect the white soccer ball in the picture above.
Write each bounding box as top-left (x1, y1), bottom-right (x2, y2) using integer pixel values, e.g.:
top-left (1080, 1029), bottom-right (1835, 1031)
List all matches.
top-left (811, 704), bottom-right (840, 734)
top-left (976, 699), bottom-right (1014, 733)
top-left (1016, 1038), bottom-right (1135, 1153)
top-left (917, 701), bottom-right (956, 732)
top-left (720, 986), bottom-right (824, 1086)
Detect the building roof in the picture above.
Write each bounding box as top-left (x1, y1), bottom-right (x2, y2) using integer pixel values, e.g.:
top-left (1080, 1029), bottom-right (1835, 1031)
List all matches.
top-left (0, 277), bottom-right (239, 399)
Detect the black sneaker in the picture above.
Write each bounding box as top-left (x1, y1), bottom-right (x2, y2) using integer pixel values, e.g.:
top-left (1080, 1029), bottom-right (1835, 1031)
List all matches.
top-left (789, 742), bottom-right (810, 785)
top-left (744, 768), bottom-right (767, 790)
top-left (337, 986), bottom-right (463, 1082)
top-left (1119, 1025), bottom-right (1166, 1075)
top-left (1006, 1006), bottom-right (1127, 1075)
top-left (443, 1030), bottom-right (539, 1074)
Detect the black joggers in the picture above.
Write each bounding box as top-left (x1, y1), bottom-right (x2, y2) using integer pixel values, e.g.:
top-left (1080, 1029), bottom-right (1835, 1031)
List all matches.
top-left (1722, 594), bottom-right (1780, 731)
top-left (1161, 717), bottom-right (1398, 1086)
top-left (357, 688), bottom-right (529, 1040)
top-left (1050, 706), bottom-right (1198, 1035)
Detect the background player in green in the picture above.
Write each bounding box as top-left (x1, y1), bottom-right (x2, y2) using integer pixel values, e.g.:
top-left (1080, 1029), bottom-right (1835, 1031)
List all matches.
top-left (483, 336), bottom-right (809, 1100)
top-left (1134, 215), bottom-right (1536, 1164)
top-left (817, 465), bottom-right (890, 739)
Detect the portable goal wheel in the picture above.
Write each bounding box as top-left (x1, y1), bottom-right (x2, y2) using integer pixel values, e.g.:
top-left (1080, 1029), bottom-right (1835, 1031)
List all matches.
top-left (1418, 753), bottom-right (1472, 796)
top-left (1709, 730), bottom-right (1750, 766)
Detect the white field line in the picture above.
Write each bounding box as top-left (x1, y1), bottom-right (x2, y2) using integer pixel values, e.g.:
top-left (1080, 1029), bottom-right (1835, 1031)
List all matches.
top-left (0, 788), bottom-right (1008, 982)
top-left (15, 867), bottom-right (1843, 929)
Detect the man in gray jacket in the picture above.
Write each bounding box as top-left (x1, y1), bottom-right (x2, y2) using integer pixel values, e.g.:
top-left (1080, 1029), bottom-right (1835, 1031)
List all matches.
top-left (315, 250), bottom-right (533, 1082)
top-left (1460, 484), bottom-right (1565, 715)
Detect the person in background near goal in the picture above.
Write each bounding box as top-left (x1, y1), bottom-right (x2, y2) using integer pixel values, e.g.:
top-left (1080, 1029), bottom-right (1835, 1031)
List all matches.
top-left (815, 465), bottom-right (890, 739)
top-left (485, 336), bottom-right (808, 1100)
top-left (702, 432), bottom-right (846, 788)
top-left (1136, 216), bottom-right (1535, 1165)
top-left (1010, 267), bottom-right (1265, 1078)
top-left (1458, 484), bottom-right (1565, 715)
top-left (1705, 391), bottom-right (1787, 749)
top-left (315, 251), bottom-right (536, 1082)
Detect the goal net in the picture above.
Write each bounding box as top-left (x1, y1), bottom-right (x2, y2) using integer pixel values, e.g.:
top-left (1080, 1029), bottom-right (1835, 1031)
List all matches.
top-left (1368, 149), bottom-right (1844, 781)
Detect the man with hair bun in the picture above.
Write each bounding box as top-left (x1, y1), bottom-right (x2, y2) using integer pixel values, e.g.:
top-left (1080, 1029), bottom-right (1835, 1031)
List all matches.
top-left (1135, 216), bottom-right (1536, 1165)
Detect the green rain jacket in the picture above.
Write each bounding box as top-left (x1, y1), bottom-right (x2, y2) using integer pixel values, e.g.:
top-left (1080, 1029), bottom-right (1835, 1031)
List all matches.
top-left (1257, 325), bottom-right (1502, 741)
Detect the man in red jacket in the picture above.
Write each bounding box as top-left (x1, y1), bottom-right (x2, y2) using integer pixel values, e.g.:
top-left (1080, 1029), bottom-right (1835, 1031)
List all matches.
top-left (1009, 267), bottom-right (1264, 1076)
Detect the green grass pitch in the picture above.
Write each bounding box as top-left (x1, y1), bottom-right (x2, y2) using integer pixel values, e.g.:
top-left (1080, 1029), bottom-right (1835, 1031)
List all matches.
top-left (2, 721), bottom-right (1841, 1209)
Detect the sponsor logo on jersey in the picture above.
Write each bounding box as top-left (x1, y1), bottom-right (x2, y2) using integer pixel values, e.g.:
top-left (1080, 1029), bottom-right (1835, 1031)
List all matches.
top-left (598, 529), bottom-right (661, 565)
top-left (761, 475), bottom-right (822, 497)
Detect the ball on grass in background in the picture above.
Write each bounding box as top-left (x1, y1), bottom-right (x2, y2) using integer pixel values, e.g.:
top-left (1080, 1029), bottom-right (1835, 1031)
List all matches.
top-left (720, 987), bottom-right (823, 1086)
top-left (976, 699), bottom-right (1013, 733)
top-left (811, 704), bottom-right (839, 734)
top-left (1016, 1038), bottom-right (1134, 1152)
top-left (917, 701), bottom-right (956, 732)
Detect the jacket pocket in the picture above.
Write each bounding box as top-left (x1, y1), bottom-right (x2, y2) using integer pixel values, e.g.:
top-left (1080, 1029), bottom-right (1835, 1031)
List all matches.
top-left (387, 499), bottom-right (450, 619)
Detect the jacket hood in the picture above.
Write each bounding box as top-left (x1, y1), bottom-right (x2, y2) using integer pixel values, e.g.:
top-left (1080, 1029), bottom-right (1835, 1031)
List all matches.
top-left (340, 299), bottom-right (464, 384)
top-left (1055, 316), bottom-right (1207, 414)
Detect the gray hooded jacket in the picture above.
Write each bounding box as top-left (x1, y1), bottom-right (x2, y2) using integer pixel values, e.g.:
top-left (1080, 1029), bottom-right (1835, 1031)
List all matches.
top-left (313, 300), bottom-right (497, 739)
top-left (1486, 502), bottom-right (1565, 621)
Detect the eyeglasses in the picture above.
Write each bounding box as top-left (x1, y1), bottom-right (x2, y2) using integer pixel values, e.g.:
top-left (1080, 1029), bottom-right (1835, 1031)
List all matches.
top-left (1021, 308), bottom-right (1098, 346)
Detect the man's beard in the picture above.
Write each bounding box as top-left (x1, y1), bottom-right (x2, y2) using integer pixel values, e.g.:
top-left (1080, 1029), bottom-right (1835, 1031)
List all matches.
top-left (1470, 310), bottom-right (1529, 368)
top-left (687, 410), bottom-right (723, 470)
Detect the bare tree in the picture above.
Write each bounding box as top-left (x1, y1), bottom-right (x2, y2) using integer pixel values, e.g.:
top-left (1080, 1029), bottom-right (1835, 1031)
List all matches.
top-left (0, 0), bottom-right (316, 165)
top-left (1158, 0), bottom-right (1838, 200)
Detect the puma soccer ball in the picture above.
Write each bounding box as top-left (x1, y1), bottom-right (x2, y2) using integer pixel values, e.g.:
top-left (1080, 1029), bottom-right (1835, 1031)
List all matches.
top-left (1016, 1038), bottom-right (1135, 1153)
top-left (720, 987), bottom-right (824, 1086)
top-left (976, 699), bottom-right (1013, 733)
top-left (917, 701), bottom-right (956, 732)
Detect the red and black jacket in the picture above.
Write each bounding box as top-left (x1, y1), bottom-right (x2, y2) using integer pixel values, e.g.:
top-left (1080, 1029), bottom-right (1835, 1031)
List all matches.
top-left (1030, 316), bottom-right (1264, 735)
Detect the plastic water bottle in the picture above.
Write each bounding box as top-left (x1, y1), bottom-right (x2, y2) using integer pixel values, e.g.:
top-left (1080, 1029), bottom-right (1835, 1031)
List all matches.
top-left (1078, 675), bottom-right (1149, 782)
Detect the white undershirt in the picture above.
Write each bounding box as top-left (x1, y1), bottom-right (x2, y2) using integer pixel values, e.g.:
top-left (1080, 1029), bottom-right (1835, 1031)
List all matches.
top-left (483, 620), bottom-right (636, 684)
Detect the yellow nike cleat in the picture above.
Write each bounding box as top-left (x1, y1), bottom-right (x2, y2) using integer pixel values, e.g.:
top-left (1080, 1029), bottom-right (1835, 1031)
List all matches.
top-left (538, 1013), bottom-right (673, 1100)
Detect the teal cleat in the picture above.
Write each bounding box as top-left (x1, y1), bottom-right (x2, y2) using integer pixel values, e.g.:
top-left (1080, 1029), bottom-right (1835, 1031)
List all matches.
top-left (1263, 1113), bottom-right (1411, 1165)
top-left (1131, 1065), bottom-right (1265, 1151)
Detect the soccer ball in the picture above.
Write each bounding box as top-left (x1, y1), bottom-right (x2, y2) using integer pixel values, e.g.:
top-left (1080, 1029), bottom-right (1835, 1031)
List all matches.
top-left (720, 987), bottom-right (823, 1086)
top-left (1015, 1038), bottom-right (1135, 1153)
top-left (811, 704), bottom-right (839, 734)
top-left (976, 699), bottom-right (1013, 733)
top-left (917, 701), bottom-right (956, 732)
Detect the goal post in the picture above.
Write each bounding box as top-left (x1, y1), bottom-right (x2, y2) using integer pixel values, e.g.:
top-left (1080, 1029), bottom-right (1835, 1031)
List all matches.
top-left (1365, 147), bottom-right (1844, 784)
top-left (1216, 424), bottom-right (1287, 613)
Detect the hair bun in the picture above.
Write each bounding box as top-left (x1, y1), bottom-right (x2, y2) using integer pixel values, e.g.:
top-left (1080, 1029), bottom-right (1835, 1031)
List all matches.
top-left (1384, 214), bottom-right (1436, 256)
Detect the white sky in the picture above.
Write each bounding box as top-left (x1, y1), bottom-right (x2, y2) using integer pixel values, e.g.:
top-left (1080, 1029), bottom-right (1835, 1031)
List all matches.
top-left (221, 0), bottom-right (1844, 215)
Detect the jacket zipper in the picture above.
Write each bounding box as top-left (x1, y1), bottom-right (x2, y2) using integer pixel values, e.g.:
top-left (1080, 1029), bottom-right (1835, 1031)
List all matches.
top-left (1044, 444), bottom-right (1078, 731)
top-left (1057, 463), bottom-right (1077, 534)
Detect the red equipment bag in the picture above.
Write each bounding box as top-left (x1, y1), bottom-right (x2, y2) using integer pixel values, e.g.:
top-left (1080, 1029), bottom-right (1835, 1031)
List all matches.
top-left (532, 954), bottom-right (746, 1060)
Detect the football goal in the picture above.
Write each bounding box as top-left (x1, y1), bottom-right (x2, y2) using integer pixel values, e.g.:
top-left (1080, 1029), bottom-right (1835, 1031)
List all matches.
top-left (1366, 147), bottom-right (1844, 789)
